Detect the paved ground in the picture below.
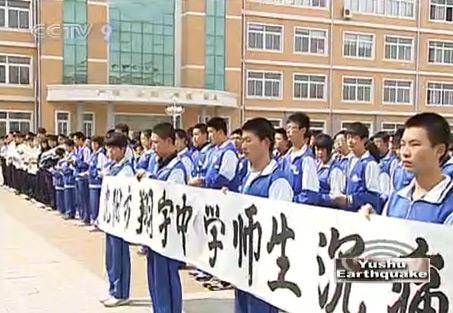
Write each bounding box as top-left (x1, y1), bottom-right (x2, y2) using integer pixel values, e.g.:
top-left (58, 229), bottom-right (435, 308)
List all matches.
top-left (0, 187), bottom-right (233, 313)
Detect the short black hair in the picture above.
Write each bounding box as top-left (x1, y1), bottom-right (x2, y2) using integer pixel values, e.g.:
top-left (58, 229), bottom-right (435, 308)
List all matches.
top-left (207, 117), bottom-right (227, 134)
top-left (231, 128), bottom-right (242, 136)
top-left (106, 129), bottom-right (115, 136)
top-left (73, 131), bottom-right (86, 141)
top-left (64, 138), bottom-right (75, 147)
top-left (393, 127), bottom-right (405, 144)
top-left (55, 147), bottom-right (65, 157)
top-left (346, 122), bottom-right (369, 139)
top-left (314, 133), bottom-right (334, 153)
top-left (141, 129), bottom-right (152, 139)
top-left (37, 127), bottom-right (47, 135)
top-left (242, 118), bottom-right (275, 154)
top-left (47, 134), bottom-right (58, 142)
top-left (105, 132), bottom-right (128, 149)
top-left (405, 112), bottom-right (451, 157)
top-left (92, 136), bottom-right (104, 146)
top-left (366, 140), bottom-right (381, 161)
top-left (287, 113), bottom-right (310, 136)
top-left (274, 127), bottom-right (288, 141)
top-left (175, 128), bottom-right (188, 144)
top-left (16, 133), bottom-right (25, 139)
top-left (153, 122), bottom-right (176, 143)
top-left (373, 131), bottom-right (390, 143)
top-left (115, 123), bottom-right (129, 134)
top-left (193, 123), bottom-right (208, 134)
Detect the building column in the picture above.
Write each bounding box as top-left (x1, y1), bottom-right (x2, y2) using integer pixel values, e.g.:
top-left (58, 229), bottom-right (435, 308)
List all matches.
top-left (106, 102), bottom-right (114, 131)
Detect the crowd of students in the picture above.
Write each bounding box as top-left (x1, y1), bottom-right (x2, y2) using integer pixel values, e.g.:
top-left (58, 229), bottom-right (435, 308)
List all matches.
top-left (1, 111), bottom-right (453, 313)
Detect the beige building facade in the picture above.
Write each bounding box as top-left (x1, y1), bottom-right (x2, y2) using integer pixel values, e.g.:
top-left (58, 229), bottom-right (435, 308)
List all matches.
top-left (1, 0), bottom-right (453, 136)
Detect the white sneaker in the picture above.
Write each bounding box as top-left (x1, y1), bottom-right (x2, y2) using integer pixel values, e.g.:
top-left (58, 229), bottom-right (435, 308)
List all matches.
top-left (103, 297), bottom-right (129, 307)
top-left (99, 293), bottom-right (111, 304)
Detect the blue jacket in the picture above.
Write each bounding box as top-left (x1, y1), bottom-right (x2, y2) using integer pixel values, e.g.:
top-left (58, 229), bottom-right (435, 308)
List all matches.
top-left (178, 148), bottom-right (195, 180)
top-left (391, 161), bottom-right (413, 192)
top-left (285, 146), bottom-right (319, 205)
top-left (204, 141), bottom-right (239, 191)
top-left (62, 152), bottom-right (78, 188)
top-left (88, 148), bottom-right (107, 188)
top-left (75, 146), bottom-right (91, 180)
top-left (52, 159), bottom-right (65, 190)
top-left (236, 156), bottom-right (249, 188)
top-left (386, 176), bottom-right (453, 225)
top-left (441, 156), bottom-right (453, 178)
top-left (192, 143), bottom-right (214, 178)
top-left (107, 158), bottom-right (135, 177)
top-left (155, 154), bottom-right (188, 184)
top-left (318, 160), bottom-right (334, 207)
top-left (239, 159), bottom-right (293, 201)
top-left (345, 152), bottom-right (382, 213)
top-left (135, 150), bottom-right (155, 171)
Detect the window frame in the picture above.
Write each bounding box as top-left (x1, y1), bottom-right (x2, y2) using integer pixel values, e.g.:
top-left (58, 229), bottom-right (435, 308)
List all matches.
top-left (343, 31), bottom-right (376, 60)
top-left (349, 0), bottom-right (416, 19)
top-left (292, 73), bottom-right (327, 101)
top-left (427, 80), bottom-right (453, 107)
top-left (311, 120), bottom-right (326, 132)
top-left (380, 122), bottom-right (405, 133)
top-left (0, 53), bottom-right (32, 87)
top-left (0, 0), bottom-right (31, 30)
top-left (427, 39), bottom-right (453, 66)
top-left (55, 110), bottom-right (71, 136)
top-left (429, 0), bottom-right (453, 23)
top-left (383, 35), bottom-right (414, 63)
top-left (341, 76), bottom-right (374, 103)
top-left (82, 111), bottom-right (95, 137)
top-left (247, 0), bottom-right (329, 10)
top-left (247, 22), bottom-right (284, 53)
top-left (0, 110), bottom-right (33, 136)
top-left (293, 26), bottom-right (328, 56)
top-left (246, 70), bottom-right (283, 100)
top-left (382, 78), bottom-right (414, 105)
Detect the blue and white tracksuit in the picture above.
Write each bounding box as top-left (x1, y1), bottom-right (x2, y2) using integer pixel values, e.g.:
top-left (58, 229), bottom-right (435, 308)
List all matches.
top-left (147, 154), bottom-right (187, 313)
top-left (378, 151), bottom-right (398, 204)
top-left (62, 152), bottom-right (78, 218)
top-left (235, 159), bottom-right (293, 313)
top-left (88, 148), bottom-right (107, 222)
top-left (52, 159), bottom-right (65, 214)
top-left (192, 143), bottom-right (214, 178)
top-left (203, 140), bottom-right (239, 191)
top-left (285, 145), bottom-right (319, 205)
top-left (75, 146), bottom-right (91, 223)
top-left (317, 158), bottom-right (345, 208)
top-left (177, 147), bottom-right (194, 181)
top-left (105, 158), bottom-right (134, 300)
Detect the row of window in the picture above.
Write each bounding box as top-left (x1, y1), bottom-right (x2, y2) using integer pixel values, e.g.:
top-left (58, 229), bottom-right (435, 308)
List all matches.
top-left (248, 24), bottom-right (453, 65)
top-left (0, 0), bottom-right (30, 29)
top-left (251, 0), bottom-right (453, 23)
top-left (55, 111), bottom-right (94, 136)
top-left (246, 71), bottom-right (453, 106)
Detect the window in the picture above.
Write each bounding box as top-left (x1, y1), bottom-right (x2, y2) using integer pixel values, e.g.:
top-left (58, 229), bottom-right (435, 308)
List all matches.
top-left (247, 71), bottom-right (282, 98)
top-left (63, 0), bottom-right (87, 84)
top-left (383, 80), bottom-right (413, 104)
top-left (342, 77), bottom-right (373, 102)
top-left (430, 0), bottom-right (453, 23)
top-left (311, 120), bottom-right (326, 132)
top-left (0, 0), bottom-right (30, 29)
top-left (427, 82), bottom-right (453, 106)
top-left (206, 0), bottom-right (225, 90)
top-left (294, 28), bottom-right (327, 55)
top-left (56, 112), bottom-right (70, 135)
top-left (0, 111), bottom-right (31, 136)
top-left (385, 36), bottom-right (413, 61)
top-left (83, 112), bottom-right (94, 137)
top-left (381, 122), bottom-right (404, 133)
top-left (343, 33), bottom-right (374, 59)
top-left (342, 121), bottom-right (373, 133)
top-left (109, 0), bottom-right (175, 86)
top-left (0, 55), bottom-right (30, 85)
top-left (248, 23), bottom-right (283, 52)
top-left (350, 0), bottom-right (415, 18)
top-left (293, 74), bottom-right (326, 100)
top-left (268, 119), bottom-right (282, 128)
top-left (428, 41), bottom-right (453, 65)
top-left (249, 0), bottom-right (327, 8)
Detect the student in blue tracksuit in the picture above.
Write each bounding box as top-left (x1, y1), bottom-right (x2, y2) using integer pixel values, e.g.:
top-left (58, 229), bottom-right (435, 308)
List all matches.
top-left (191, 123), bottom-right (213, 178)
top-left (87, 136), bottom-right (107, 230)
top-left (284, 113), bottom-right (319, 205)
top-left (273, 127), bottom-right (291, 163)
top-left (73, 131), bottom-right (91, 225)
top-left (189, 117), bottom-right (239, 191)
top-left (373, 131), bottom-right (398, 204)
top-left (115, 123), bottom-right (134, 162)
top-left (332, 130), bottom-right (350, 173)
top-left (390, 128), bottom-right (413, 192)
top-left (332, 123), bottom-right (382, 213)
top-left (363, 112), bottom-right (453, 225)
top-left (51, 148), bottom-right (66, 214)
top-left (175, 128), bottom-right (194, 180)
top-left (62, 139), bottom-right (78, 219)
top-left (235, 118), bottom-right (293, 313)
top-left (100, 132), bottom-right (134, 308)
top-left (135, 129), bottom-right (155, 171)
top-left (231, 128), bottom-right (248, 188)
top-left (313, 134), bottom-right (345, 208)
top-left (145, 123), bottom-right (187, 313)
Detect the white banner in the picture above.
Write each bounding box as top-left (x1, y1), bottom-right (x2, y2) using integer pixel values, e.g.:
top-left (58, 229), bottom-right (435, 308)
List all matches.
top-left (98, 177), bottom-right (453, 313)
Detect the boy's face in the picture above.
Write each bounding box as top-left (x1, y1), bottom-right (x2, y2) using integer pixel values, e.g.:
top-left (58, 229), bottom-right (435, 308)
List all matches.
top-left (64, 144), bottom-right (73, 153)
top-left (286, 121), bottom-right (305, 144)
top-left (334, 134), bottom-right (348, 155)
top-left (192, 128), bottom-right (207, 147)
top-left (347, 133), bottom-right (366, 155)
top-left (400, 127), bottom-right (445, 174)
top-left (373, 137), bottom-right (388, 156)
top-left (91, 142), bottom-right (100, 151)
top-left (230, 133), bottom-right (242, 152)
top-left (175, 136), bottom-right (186, 152)
top-left (151, 133), bottom-right (172, 158)
top-left (242, 130), bottom-right (267, 164)
top-left (208, 127), bottom-right (222, 146)
top-left (274, 133), bottom-right (289, 152)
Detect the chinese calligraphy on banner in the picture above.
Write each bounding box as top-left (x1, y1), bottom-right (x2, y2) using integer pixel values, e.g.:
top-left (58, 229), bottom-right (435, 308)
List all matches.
top-left (98, 177), bottom-right (453, 313)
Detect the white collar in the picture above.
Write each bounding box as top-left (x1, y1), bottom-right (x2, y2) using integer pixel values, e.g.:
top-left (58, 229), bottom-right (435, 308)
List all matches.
top-left (144, 148), bottom-right (154, 155)
top-left (318, 157), bottom-right (334, 170)
top-left (397, 175), bottom-right (453, 204)
top-left (352, 151), bottom-right (370, 161)
top-left (288, 144), bottom-right (309, 158)
top-left (249, 159), bottom-right (278, 177)
top-left (218, 140), bottom-right (232, 149)
top-left (178, 147), bottom-right (188, 157)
